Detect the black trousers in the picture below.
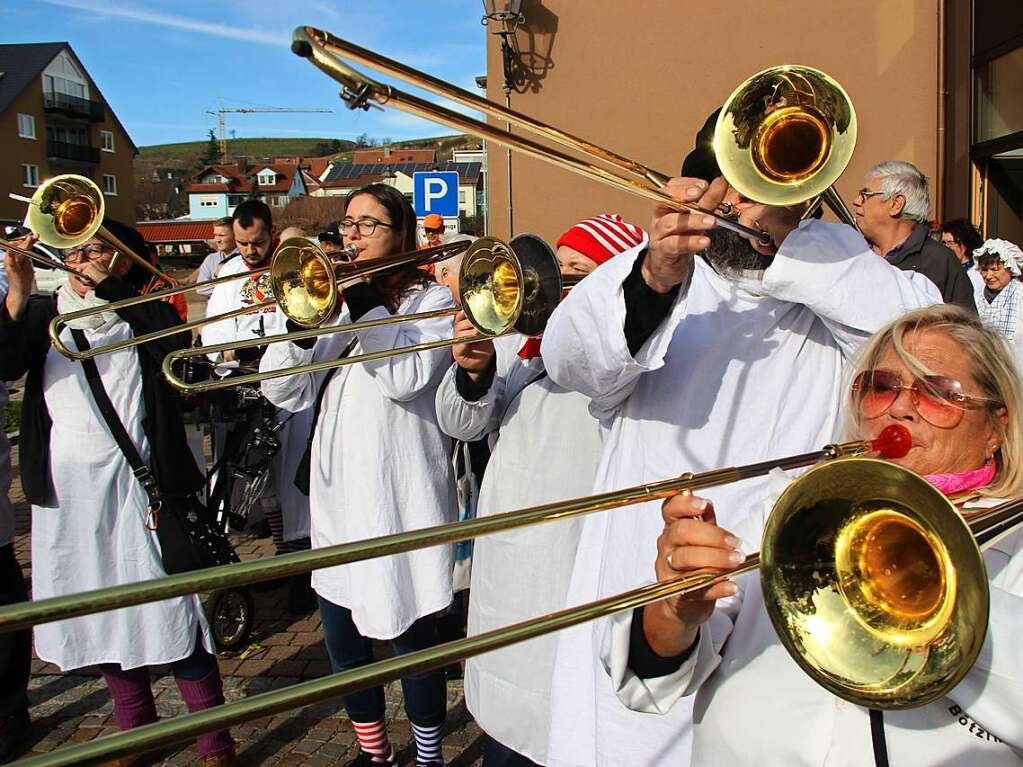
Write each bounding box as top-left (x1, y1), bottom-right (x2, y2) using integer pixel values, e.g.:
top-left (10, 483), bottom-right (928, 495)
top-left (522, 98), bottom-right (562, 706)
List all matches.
top-left (0, 543), bottom-right (30, 718)
top-left (482, 734), bottom-right (542, 767)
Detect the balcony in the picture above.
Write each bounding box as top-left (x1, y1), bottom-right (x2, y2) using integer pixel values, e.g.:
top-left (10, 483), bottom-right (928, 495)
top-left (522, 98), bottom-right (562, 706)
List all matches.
top-left (47, 140), bottom-right (101, 164)
top-left (43, 91), bottom-right (104, 122)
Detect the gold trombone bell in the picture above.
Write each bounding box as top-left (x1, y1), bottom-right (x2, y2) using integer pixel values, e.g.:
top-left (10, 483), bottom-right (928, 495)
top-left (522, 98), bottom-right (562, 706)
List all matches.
top-left (762, 458), bottom-right (986, 708)
top-left (19, 174), bottom-right (175, 286)
top-left (715, 66), bottom-right (857, 207)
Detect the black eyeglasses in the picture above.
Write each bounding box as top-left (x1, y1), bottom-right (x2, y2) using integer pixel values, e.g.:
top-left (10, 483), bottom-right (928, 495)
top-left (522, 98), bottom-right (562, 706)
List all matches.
top-left (424, 227), bottom-right (445, 234)
top-left (65, 244), bottom-right (115, 261)
top-left (341, 218), bottom-right (393, 237)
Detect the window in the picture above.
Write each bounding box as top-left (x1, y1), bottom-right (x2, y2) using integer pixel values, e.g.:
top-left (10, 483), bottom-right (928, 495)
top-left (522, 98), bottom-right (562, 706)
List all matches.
top-left (102, 174), bottom-right (117, 195)
top-left (22, 164), bottom-right (39, 187)
top-left (100, 130), bottom-right (114, 152)
top-left (974, 46), bottom-right (1023, 143)
top-left (199, 199), bottom-right (218, 208)
top-left (17, 113), bottom-right (35, 139)
top-left (257, 170), bottom-right (277, 185)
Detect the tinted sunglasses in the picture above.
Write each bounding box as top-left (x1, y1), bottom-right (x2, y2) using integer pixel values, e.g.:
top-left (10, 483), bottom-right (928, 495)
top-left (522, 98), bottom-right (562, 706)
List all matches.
top-left (424, 227), bottom-right (445, 234)
top-left (852, 368), bottom-right (1000, 428)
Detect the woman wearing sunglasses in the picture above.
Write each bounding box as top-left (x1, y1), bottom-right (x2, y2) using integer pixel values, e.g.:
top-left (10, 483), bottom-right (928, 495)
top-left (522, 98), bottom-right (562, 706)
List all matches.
top-left (603, 304), bottom-right (1023, 765)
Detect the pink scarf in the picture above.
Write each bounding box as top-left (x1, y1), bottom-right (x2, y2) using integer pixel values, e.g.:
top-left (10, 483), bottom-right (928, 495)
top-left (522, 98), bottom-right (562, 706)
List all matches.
top-left (923, 461), bottom-right (996, 496)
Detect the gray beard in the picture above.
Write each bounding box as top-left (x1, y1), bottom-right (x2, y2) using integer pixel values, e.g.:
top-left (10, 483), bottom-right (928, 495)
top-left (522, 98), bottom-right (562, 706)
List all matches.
top-left (700, 227), bottom-right (773, 277)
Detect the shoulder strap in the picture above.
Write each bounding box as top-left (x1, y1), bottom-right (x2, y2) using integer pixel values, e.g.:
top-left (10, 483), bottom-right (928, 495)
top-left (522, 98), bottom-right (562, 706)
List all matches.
top-left (70, 328), bottom-right (162, 512)
top-left (869, 709), bottom-right (889, 767)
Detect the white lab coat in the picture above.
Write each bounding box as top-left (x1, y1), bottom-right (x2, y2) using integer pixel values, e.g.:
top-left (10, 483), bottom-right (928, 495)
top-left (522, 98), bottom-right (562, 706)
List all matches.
top-left (539, 220), bottom-right (942, 767)
top-left (202, 258), bottom-right (311, 541)
top-left (434, 334), bottom-right (604, 764)
top-left (33, 320), bottom-right (213, 670)
top-left (260, 283), bottom-right (457, 639)
top-left (605, 480), bottom-right (1023, 766)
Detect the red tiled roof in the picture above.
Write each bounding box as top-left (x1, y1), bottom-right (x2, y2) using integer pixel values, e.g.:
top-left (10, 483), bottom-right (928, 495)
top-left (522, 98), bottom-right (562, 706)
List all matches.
top-left (305, 156), bottom-right (332, 179)
top-left (186, 161), bottom-right (304, 195)
top-left (137, 220), bottom-right (215, 243)
top-left (353, 148), bottom-right (435, 164)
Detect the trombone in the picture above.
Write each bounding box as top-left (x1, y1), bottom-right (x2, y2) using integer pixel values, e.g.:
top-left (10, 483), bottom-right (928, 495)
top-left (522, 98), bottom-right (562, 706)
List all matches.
top-left (161, 234), bottom-right (571, 393)
top-left (10, 174), bottom-right (174, 286)
top-left (45, 238), bottom-right (462, 360)
top-left (291, 27), bottom-right (859, 239)
top-left (6, 437), bottom-right (1023, 765)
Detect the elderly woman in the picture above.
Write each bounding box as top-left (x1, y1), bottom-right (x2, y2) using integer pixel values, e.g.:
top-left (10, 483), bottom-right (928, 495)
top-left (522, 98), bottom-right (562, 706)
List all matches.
top-left (975, 238), bottom-right (1023, 361)
top-left (605, 305), bottom-right (1023, 765)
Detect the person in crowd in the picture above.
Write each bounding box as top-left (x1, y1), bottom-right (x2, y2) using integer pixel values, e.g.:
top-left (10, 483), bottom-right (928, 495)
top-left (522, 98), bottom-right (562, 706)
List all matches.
top-left (318, 220), bottom-right (350, 260)
top-left (852, 161), bottom-right (975, 312)
top-left (421, 213), bottom-right (446, 249)
top-left (436, 214), bottom-right (644, 766)
top-left (0, 248), bottom-right (29, 765)
top-left (537, 121), bottom-right (941, 766)
top-left (140, 245), bottom-right (188, 321)
top-left (0, 224), bottom-right (235, 767)
top-left (192, 217), bottom-right (238, 298)
top-left (434, 233), bottom-right (475, 302)
top-left (278, 225), bottom-right (307, 242)
top-left (202, 201), bottom-right (314, 612)
top-left (974, 238), bottom-right (1023, 362)
top-left (612, 304), bottom-right (1023, 765)
top-left (260, 184), bottom-right (456, 767)
top-left (940, 218), bottom-right (985, 293)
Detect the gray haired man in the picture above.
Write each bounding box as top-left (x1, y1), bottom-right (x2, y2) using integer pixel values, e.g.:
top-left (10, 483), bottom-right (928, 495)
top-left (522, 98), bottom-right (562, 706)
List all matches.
top-left (852, 160), bottom-right (975, 312)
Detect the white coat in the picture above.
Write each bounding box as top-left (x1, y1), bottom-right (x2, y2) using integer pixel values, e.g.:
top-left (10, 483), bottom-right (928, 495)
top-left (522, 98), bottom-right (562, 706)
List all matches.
top-left (260, 283), bottom-right (457, 639)
top-left (434, 333), bottom-right (604, 764)
top-left (605, 480), bottom-right (1023, 766)
top-left (203, 258), bottom-right (311, 541)
top-left (33, 320), bottom-right (213, 670)
top-left (539, 220), bottom-right (942, 767)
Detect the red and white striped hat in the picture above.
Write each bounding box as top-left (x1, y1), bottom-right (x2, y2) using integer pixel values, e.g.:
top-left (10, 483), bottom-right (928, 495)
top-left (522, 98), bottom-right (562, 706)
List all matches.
top-left (556, 213), bottom-right (645, 265)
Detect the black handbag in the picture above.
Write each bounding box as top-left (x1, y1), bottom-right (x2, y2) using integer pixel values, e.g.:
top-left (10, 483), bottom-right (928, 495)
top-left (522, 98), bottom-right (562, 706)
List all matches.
top-left (72, 329), bottom-right (238, 575)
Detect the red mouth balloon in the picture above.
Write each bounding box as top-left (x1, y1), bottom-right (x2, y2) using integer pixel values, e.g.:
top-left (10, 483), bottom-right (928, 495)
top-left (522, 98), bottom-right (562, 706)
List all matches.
top-left (871, 424), bottom-right (911, 459)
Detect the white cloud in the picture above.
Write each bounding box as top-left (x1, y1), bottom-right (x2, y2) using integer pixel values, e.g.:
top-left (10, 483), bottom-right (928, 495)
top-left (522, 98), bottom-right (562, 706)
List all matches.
top-left (38, 0), bottom-right (288, 46)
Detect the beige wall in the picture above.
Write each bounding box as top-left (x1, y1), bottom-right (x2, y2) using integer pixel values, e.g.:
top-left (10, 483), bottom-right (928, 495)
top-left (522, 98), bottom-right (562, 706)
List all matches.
top-left (485, 0), bottom-right (941, 243)
top-left (0, 65), bottom-right (137, 226)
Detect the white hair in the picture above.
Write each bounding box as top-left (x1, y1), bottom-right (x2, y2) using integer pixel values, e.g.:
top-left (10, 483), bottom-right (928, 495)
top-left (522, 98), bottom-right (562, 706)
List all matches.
top-left (867, 161), bottom-right (931, 223)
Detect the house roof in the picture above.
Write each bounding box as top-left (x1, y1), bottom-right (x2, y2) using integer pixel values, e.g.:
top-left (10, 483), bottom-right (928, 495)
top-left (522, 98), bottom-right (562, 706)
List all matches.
top-left (321, 161), bottom-right (481, 188)
top-left (187, 162), bottom-right (305, 195)
top-left (136, 219), bottom-right (215, 244)
top-left (0, 42), bottom-right (65, 114)
top-left (353, 148), bottom-right (436, 164)
top-left (0, 42), bottom-right (137, 152)
top-left (305, 156), bottom-right (333, 180)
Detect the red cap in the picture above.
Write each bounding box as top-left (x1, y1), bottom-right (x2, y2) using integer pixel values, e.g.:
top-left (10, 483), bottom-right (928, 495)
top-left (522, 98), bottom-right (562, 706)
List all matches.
top-left (556, 213), bottom-right (645, 266)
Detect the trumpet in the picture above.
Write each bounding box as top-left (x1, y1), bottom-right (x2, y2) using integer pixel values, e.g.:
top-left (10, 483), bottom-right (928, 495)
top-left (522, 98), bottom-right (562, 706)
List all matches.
top-left (291, 27), bottom-right (858, 240)
top-left (162, 234), bottom-right (572, 393)
top-left (10, 174), bottom-right (174, 287)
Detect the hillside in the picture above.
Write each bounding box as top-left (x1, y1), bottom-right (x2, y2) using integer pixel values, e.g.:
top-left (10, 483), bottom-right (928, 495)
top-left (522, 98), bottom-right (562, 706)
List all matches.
top-left (138, 137), bottom-right (356, 167)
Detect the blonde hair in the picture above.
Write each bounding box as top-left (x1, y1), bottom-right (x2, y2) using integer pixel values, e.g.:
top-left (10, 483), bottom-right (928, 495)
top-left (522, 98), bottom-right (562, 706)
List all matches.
top-left (847, 305), bottom-right (1023, 498)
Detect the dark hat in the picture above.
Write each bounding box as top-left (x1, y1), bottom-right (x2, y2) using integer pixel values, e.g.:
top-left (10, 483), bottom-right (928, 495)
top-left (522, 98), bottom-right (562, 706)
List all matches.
top-left (680, 108), bottom-right (722, 183)
top-left (103, 218), bottom-right (153, 290)
top-left (319, 220), bottom-right (343, 244)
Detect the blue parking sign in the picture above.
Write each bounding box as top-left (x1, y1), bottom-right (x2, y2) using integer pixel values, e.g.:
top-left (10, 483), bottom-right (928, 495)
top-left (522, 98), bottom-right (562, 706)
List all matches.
top-left (413, 172), bottom-right (460, 217)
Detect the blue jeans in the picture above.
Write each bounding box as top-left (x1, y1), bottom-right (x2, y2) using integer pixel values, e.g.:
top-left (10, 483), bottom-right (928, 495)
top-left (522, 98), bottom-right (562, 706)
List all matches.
top-left (318, 596), bottom-right (446, 727)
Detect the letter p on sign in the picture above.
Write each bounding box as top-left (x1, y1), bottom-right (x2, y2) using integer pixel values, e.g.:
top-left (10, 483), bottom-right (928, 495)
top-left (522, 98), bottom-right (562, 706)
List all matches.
top-left (413, 171), bottom-right (459, 217)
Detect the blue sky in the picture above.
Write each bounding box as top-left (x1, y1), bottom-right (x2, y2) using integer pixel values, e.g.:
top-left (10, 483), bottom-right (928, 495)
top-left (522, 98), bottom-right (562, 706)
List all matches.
top-left (2, 0), bottom-right (488, 147)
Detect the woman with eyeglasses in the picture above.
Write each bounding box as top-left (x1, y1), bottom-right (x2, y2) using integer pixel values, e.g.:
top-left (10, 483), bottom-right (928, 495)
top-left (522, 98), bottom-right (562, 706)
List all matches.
top-left (260, 184), bottom-right (456, 767)
top-left (603, 304), bottom-right (1023, 765)
top-left (974, 238), bottom-right (1023, 368)
top-left (0, 222), bottom-right (236, 766)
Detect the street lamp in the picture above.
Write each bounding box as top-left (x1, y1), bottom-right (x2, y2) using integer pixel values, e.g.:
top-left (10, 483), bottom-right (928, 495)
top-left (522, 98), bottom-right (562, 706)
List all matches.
top-left (481, 0), bottom-right (525, 95)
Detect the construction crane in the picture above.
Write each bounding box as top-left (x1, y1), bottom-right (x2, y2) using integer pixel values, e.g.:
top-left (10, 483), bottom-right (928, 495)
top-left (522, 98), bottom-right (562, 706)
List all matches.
top-left (206, 105), bottom-right (332, 159)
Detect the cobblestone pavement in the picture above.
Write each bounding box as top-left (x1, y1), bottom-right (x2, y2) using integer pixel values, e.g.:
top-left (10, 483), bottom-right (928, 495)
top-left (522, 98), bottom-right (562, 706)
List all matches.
top-left (9, 441), bottom-right (484, 766)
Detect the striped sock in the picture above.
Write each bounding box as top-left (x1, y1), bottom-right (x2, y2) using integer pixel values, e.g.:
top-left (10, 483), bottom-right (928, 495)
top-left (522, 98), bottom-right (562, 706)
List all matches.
top-left (351, 719), bottom-right (393, 763)
top-left (411, 721), bottom-right (444, 765)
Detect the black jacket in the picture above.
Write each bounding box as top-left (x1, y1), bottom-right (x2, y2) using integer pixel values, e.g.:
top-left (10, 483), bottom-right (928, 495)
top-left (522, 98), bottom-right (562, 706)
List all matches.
top-left (885, 224), bottom-right (977, 313)
top-left (0, 277), bottom-right (204, 505)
